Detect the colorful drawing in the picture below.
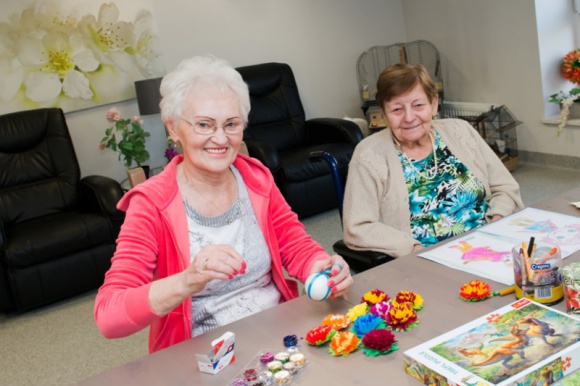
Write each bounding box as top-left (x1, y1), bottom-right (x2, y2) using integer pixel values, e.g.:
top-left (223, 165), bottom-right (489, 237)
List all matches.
top-left (452, 241), bottom-right (512, 264)
top-left (419, 208), bottom-right (580, 285)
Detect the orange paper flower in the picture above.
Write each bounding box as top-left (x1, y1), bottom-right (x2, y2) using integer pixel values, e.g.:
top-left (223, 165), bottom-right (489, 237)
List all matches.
top-left (328, 331), bottom-right (360, 356)
top-left (321, 314), bottom-right (350, 330)
top-left (460, 280), bottom-right (492, 302)
top-left (563, 49), bottom-right (580, 84)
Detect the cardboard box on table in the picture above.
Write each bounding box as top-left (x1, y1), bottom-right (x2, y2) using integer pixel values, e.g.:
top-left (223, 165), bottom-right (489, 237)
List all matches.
top-left (196, 332), bottom-right (235, 374)
top-left (404, 299), bottom-right (580, 386)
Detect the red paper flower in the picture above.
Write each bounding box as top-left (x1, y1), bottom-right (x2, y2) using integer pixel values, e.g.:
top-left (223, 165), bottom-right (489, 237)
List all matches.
top-left (563, 49), bottom-right (580, 84)
top-left (565, 285), bottom-right (580, 310)
top-left (459, 280), bottom-right (492, 302)
top-left (305, 325), bottom-right (336, 346)
top-left (395, 290), bottom-right (423, 310)
top-left (361, 289), bottom-right (389, 306)
top-left (386, 300), bottom-right (418, 331)
top-left (361, 329), bottom-right (398, 356)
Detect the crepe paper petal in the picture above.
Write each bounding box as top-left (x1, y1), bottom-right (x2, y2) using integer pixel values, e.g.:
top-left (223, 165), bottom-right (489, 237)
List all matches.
top-left (328, 331), bottom-right (360, 357)
top-left (370, 301), bottom-right (393, 319)
top-left (305, 325), bottom-right (336, 346)
top-left (394, 290), bottom-right (424, 310)
top-left (346, 302), bottom-right (369, 323)
top-left (459, 280), bottom-right (493, 302)
top-left (361, 329), bottom-right (399, 356)
top-left (361, 289), bottom-right (389, 306)
top-left (321, 314), bottom-right (350, 330)
top-left (351, 313), bottom-right (386, 337)
top-left (386, 300), bottom-right (418, 331)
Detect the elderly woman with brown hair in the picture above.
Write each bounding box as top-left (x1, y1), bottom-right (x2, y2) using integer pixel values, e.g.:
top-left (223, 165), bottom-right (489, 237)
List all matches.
top-left (95, 55), bottom-right (352, 353)
top-left (343, 63), bottom-right (523, 259)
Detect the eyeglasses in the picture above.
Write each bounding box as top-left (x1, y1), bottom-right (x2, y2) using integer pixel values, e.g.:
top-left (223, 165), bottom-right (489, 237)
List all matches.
top-left (179, 116), bottom-right (246, 135)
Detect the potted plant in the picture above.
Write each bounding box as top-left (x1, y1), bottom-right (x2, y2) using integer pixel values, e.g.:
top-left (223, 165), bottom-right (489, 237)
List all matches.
top-left (99, 107), bottom-right (151, 171)
top-left (549, 49), bottom-right (580, 136)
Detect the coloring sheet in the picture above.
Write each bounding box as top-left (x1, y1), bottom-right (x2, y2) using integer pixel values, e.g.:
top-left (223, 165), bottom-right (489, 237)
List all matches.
top-left (479, 207), bottom-right (580, 257)
top-left (419, 232), bottom-right (518, 285)
top-left (418, 208), bottom-right (580, 285)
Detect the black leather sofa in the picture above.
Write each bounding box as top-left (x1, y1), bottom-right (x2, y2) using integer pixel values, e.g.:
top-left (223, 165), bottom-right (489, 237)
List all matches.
top-left (236, 62), bottom-right (363, 218)
top-left (0, 108), bottom-right (125, 313)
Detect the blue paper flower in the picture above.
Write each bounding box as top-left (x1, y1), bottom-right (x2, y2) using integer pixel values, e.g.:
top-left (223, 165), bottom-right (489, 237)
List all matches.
top-left (351, 314), bottom-right (385, 338)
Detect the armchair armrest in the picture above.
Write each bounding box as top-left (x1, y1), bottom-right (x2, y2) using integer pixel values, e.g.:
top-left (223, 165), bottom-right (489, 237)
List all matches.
top-left (306, 118), bottom-right (364, 146)
top-left (243, 139), bottom-right (282, 173)
top-left (79, 175), bottom-right (125, 225)
top-left (0, 221), bottom-right (5, 252)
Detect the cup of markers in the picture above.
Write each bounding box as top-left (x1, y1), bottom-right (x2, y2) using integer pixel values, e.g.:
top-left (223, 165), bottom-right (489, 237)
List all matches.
top-left (512, 237), bottom-right (563, 306)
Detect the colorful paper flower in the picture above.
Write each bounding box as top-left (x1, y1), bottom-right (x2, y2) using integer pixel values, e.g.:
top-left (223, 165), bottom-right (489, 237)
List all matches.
top-left (563, 49), bottom-right (580, 85)
top-left (386, 300), bottom-right (418, 331)
top-left (565, 285), bottom-right (580, 310)
top-left (395, 290), bottom-right (423, 310)
top-left (328, 331), bottom-right (360, 357)
top-left (370, 301), bottom-right (393, 319)
top-left (346, 303), bottom-right (369, 323)
top-left (351, 314), bottom-right (386, 338)
top-left (305, 325), bottom-right (336, 346)
top-left (460, 280), bottom-right (493, 302)
top-left (321, 314), bottom-right (350, 330)
top-left (361, 289), bottom-right (389, 306)
top-left (361, 329), bottom-right (398, 356)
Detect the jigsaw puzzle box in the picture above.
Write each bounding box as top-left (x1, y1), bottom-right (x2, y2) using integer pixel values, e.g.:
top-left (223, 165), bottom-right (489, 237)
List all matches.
top-left (404, 299), bottom-right (580, 386)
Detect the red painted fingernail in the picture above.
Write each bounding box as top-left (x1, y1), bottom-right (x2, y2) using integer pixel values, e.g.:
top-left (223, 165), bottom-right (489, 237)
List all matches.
top-left (327, 280), bottom-right (334, 287)
top-left (232, 270), bottom-right (238, 276)
top-left (242, 261), bottom-right (247, 268)
top-left (331, 287), bottom-right (338, 293)
top-left (228, 275), bottom-right (233, 280)
top-left (240, 268), bottom-right (246, 274)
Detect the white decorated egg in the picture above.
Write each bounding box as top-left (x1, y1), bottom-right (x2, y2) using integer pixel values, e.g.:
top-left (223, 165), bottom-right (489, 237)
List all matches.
top-left (305, 272), bottom-right (331, 301)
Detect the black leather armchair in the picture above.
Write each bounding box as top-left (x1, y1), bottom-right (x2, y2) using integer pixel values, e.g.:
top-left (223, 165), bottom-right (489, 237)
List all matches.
top-left (0, 108), bottom-right (125, 312)
top-left (236, 62), bottom-right (363, 218)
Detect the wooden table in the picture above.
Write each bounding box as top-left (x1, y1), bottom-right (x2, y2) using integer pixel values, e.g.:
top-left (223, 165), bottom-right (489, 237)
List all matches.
top-left (79, 188), bottom-right (580, 385)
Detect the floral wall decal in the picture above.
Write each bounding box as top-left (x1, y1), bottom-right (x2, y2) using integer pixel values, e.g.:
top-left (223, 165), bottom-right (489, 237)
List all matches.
top-left (0, 0), bottom-right (165, 114)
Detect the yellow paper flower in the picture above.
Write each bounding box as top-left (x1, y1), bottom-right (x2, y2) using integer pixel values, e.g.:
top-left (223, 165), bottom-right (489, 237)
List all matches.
top-left (386, 300), bottom-right (418, 331)
top-left (361, 289), bottom-right (388, 306)
top-left (329, 331), bottom-right (360, 356)
top-left (395, 290), bottom-right (423, 310)
top-left (346, 303), bottom-right (369, 323)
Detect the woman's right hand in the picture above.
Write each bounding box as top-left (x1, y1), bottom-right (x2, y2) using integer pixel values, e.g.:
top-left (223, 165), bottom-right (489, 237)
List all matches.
top-left (149, 244), bottom-right (245, 315)
top-left (182, 244), bottom-right (246, 294)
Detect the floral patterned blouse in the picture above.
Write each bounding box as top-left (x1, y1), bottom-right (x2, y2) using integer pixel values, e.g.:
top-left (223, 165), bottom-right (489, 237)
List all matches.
top-left (396, 131), bottom-right (488, 247)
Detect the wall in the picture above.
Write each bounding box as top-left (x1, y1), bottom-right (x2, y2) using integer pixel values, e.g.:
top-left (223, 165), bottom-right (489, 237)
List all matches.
top-left (65, 0), bottom-right (405, 180)
top-left (401, 0), bottom-right (579, 158)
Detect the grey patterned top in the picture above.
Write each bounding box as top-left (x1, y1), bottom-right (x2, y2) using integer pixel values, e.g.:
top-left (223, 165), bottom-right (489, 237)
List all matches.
top-left (181, 166), bottom-right (281, 337)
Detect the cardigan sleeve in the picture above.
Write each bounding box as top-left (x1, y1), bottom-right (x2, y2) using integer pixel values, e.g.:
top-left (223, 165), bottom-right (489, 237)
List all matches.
top-left (447, 120), bottom-right (524, 221)
top-left (94, 192), bottom-right (163, 339)
top-left (342, 149), bottom-right (420, 258)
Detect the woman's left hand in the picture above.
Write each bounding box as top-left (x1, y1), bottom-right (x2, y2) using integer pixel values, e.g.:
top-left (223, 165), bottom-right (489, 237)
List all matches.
top-left (309, 255), bottom-right (353, 299)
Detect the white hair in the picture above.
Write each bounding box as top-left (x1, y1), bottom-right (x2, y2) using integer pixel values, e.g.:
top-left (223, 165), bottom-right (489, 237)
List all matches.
top-left (159, 55), bottom-right (250, 123)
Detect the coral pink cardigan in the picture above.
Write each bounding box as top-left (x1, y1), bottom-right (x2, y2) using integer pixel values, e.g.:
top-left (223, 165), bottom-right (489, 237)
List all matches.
top-left (95, 154), bottom-right (328, 353)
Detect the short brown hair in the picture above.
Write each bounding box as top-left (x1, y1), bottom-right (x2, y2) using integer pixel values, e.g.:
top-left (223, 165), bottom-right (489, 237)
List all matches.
top-left (375, 63), bottom-right (437, 109)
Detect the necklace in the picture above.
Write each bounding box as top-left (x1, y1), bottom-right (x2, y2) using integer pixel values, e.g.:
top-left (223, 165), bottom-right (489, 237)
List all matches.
top-left (181, 167), bottom-right (237, 224)
top-left (393, 129), bottom-right (439, 180)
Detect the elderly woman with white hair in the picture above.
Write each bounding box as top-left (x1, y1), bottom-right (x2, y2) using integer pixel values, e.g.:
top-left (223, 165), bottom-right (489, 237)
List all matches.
top-left (95, 55), bottom-right (352, 353)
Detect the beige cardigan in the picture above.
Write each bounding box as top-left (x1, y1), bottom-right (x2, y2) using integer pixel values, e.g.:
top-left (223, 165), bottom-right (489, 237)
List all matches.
top-left (342, 118), bottom-right (524, 258)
